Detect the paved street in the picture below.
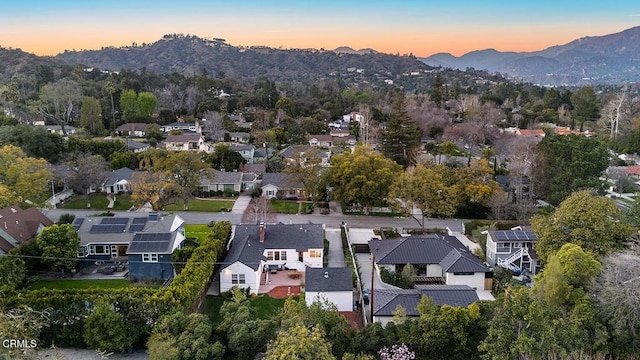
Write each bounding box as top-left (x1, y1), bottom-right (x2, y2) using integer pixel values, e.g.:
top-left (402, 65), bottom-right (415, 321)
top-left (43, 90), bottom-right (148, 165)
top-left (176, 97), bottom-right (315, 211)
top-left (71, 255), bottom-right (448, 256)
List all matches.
top-left (43, 208), bottom-right (467, 232)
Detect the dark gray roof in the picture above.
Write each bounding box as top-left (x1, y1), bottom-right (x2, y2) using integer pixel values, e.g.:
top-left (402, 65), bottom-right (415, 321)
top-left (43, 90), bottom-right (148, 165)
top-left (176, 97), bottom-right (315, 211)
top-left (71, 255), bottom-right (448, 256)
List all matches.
top-left (242, 173), bottom-right (256, 182)
top-left (230, 144), bottom-right (255, 152)
top-left (305, 267), bottom-right (353, 292)
top-left (76, 213), bottom-right (183, 246)
top-left (126, 138), bottom-right (150, 150)
top-left (102, 167), bottom-right (134, 187)
top-left (261, 172), bottom-right (304, 189)
top-left (164, 134), bottom-right (202, 143)
top-left (254, 149), bottom-right (267, 158)
top-left (369, 235), bottom-right (465, 265)
top-left (115, 123), bottom-right (150, 132)
top-left (279, 145), bottom-right (310, 159)
top-left (222, 223), bottom-right (323, 270)
top-left (242, 163), bottom-right (266, 174)
top-left (487, 230), bottom-right (538, 243)
top-left (127, 232), bottom-right (178, 254)
top-left (440, 249), bottom-right (490, 273)
top-left (374, 286), bottom-right (479, 316)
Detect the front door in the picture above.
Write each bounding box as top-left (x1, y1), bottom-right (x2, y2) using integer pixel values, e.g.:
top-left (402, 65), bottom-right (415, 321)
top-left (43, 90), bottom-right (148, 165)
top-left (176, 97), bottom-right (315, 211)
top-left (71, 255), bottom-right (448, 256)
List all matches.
top-left (298, 252), bottom-right (303, 262)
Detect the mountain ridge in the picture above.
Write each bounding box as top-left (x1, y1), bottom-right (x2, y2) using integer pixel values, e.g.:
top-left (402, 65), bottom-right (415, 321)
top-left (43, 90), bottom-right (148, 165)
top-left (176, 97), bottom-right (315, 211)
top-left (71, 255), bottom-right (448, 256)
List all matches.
top-left (420, 25), bottom-right (640, 85)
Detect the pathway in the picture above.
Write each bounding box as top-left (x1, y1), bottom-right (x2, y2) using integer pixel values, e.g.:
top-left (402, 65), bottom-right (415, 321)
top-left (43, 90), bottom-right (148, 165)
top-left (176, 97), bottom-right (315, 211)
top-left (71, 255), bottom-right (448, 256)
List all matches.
top-left (326, 227), bottom-right (346, 267)
top-left (231, 193), bottom-right (252, 214)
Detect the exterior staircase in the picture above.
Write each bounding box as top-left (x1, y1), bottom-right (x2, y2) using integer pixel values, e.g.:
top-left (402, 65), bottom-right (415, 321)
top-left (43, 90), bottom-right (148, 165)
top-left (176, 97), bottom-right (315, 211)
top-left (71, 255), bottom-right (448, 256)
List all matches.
top-left (497, 247), bottom-right (529, 273)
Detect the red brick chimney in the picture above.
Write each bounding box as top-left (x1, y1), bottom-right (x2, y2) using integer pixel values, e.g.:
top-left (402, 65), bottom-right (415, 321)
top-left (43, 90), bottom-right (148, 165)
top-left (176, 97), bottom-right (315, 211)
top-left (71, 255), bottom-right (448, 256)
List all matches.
top-left (259, 222), bottom-right (265, 243)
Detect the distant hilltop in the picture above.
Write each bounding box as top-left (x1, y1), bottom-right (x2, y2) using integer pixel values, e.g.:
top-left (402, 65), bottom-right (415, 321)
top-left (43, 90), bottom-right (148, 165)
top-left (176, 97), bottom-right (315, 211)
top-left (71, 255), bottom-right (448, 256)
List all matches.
top-left (420, 25), bottom-right (640, 86)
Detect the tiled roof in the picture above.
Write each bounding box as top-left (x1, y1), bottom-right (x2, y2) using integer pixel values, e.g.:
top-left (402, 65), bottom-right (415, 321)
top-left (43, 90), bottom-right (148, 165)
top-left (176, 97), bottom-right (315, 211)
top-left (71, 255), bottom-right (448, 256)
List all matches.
top-left (374, 285), bottom-right (479, 316)
top-left (305, 267), bottom-right (353, 292)
top-left (222, 223), bottom-right (323, 270)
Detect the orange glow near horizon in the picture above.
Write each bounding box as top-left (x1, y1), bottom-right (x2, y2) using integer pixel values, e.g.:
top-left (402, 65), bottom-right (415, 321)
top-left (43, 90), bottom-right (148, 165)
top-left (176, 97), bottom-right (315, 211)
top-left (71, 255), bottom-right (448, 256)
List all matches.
top-left (1, 22), bottom-right (635, 58)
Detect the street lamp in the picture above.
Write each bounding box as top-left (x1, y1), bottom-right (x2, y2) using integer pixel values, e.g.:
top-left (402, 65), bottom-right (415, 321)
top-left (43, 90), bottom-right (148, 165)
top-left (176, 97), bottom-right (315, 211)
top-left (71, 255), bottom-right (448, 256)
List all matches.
top-left (51, 180), bottom-right (56, 209)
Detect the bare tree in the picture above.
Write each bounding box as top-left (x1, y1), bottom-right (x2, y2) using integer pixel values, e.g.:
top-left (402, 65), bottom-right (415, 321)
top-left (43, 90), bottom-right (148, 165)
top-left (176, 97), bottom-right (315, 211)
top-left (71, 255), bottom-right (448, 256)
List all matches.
top-left (242, 196), bottom-right (277, 224)
top-left (488, 189), bottom-right (510, 221)
top-left (67, 153), bottom-right (110, 207)
top-left (596, 246), bottom-right (640, 343)
top-left (33, 79), bottom-right (81, 135)
top-left (202, 110), bottom-right (224, 134)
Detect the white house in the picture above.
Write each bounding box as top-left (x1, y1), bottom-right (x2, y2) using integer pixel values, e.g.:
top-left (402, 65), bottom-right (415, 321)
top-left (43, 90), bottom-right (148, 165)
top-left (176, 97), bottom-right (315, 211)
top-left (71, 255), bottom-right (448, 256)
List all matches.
top-left (162, 134), bottom-right (212, 153)
top-left (485, 229), bottom-right (539, 275)
top-left (369, 235), bottom-right (490, 290)
top-left (305, 267), bottom-right (353, 311)
top-left (219, 223), bottom-right (324, 295)
top-left (101, 167), bottom-right (134, 194)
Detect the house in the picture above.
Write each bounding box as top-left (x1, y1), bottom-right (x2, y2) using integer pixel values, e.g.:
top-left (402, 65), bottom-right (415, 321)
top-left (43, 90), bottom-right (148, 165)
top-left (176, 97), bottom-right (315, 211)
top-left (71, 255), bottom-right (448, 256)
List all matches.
top-left (230, 145), bottom-right (256, 164)
top-left (125, 138), bottom-right (151, 153)
top-left (369, 235), bottom-right (491, 290)
top-left (115, 123), bottom-right (150, 137)
top-left (101, 167), bottom-right (134, 194)
top-left (261, 173), bottom-right (306, 200)
top-left (40, 125), bottom-right (77, 136)
top-left (280, 145), bottom-right (310, 165)
top-left (305, 267), bottom-right (354, 311)
top-left (200, 170), bottom-right (243, 193)
top-left (162, 134), bottom-right (212, 153)
top-left (161, 121), bottom-right (201, 134)
top-left (0, 205), bottom-right (53, 255)
top-left (485, 230), bottom-right (539, 275)
top-left (372, 285), bottom-right (479, 326)
top-left (212, 130), bottom-right (251, 143)
top-left (241, 163), bottom-right (266, 179)
top-left (219, 223), bottom-right (324, 295)
top-left (74, 212), bottom-right (185, 281)
top-left (330, 129), bottom-right (351, 138)
top-left (308, 135), bottom-right (333, 148)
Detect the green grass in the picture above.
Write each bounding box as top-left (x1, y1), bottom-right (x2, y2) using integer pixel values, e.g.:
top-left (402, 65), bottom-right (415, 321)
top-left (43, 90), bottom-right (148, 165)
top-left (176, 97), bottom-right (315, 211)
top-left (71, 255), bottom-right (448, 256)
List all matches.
top-left (164, 199), bottom-right (235, 212)
top-left (201, 295), bottom-right (294, 324)
top-left (59, 194), bottom-right (133, 210)
top-left (270, 200), bottom-right (313, 214)
top-left (29, 279), bottom-right (130, 290)
top-left (184, 224), bottom-right (211, 243)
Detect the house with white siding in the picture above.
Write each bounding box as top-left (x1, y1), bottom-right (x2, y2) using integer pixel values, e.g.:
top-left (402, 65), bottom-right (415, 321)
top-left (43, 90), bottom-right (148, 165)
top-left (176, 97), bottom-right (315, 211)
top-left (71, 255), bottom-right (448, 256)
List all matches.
top-left (305, 267), bottom-right (353, 311)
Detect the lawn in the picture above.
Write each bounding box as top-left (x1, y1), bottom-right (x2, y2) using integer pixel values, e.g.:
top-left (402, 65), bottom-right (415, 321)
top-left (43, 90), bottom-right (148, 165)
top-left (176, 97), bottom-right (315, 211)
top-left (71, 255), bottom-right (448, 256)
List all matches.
top-left (184, 224), bottom-right (211, 243)
top-left (201, 295), bottom-right (294, 325)
top-left (29, 279), bottom-right (131, 290)
top-left (164, 199), bottom-right (236, 212)
top-left (270, 199), bottom-right (313, 214)
top-left (60, 194), bottom-right (133, 211)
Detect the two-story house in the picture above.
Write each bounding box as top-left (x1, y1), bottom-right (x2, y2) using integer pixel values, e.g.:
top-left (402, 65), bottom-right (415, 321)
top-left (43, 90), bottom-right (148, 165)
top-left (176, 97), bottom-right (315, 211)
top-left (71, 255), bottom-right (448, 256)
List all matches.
top-left (74, 212), bottom-right (185, 281)
top-left (0, 205), bottom-right (53, 255)
top-left (485, 229), bottom-right (539, 274)
top-left (230, 145), bottom-right (256, 164)
top-left (219, 223), bottom-right (324, 295)
top-left (162, 134), bottom-right (212, 153)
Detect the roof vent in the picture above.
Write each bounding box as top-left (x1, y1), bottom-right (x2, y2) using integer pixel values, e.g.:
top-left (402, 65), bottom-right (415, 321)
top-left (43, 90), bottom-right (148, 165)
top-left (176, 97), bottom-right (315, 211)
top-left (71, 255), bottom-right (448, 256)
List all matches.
top-left (324, 271), bottom-right (329, 278)
top-left (10, 208), bottom-right (17, 213)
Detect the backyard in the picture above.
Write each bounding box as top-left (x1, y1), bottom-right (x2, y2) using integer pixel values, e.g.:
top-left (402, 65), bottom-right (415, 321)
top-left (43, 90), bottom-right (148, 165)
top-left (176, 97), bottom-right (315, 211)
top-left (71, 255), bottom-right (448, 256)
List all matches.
top-left (29, 279), bottom-right (131, 290)
top-left (201, 295), bottom-right (295, 325)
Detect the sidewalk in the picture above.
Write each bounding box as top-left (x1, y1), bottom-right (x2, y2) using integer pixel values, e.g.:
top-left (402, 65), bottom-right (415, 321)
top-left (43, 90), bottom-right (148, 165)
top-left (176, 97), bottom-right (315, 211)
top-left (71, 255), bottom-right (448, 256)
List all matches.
top-left (231, 194), bottom-right (252, 214)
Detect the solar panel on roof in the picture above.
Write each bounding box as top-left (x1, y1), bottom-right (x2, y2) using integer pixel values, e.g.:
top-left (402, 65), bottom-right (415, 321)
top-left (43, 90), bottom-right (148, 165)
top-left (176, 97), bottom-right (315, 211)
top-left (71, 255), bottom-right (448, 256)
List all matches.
top-left (100, 217), bottom-right (130, 225)
top-left (129, 224), bottom-right (145, 233)
top-left (132, 217), bottom-right (147, 224)
top-left (129, 233), bottom-right (172, 252)
top-left (72, 218), bottom-right (84, 230)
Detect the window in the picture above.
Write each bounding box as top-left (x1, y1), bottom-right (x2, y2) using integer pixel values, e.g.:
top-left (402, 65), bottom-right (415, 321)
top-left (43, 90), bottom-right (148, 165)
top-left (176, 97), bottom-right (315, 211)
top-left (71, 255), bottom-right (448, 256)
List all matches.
top-left (267, 190), bottom-right (275, 196)
top-left (280, 251), bottom-right (287, 261)
top-left (232, 274), bottom-right (246, 284)
top-left (513, 242), bottom-right (522, 248)
top-left (93, 245), bottom-right (110, 255)
top-left (453, 272), bottom-right (475, 276)
top-left (267, 251), bottom-right (274, 261)
top-left (309, 250), bottom-right (321, 258)
top-left (142, 253), bottom-right (159, 262)
top-left (78, 246), bottom-right (87, 258)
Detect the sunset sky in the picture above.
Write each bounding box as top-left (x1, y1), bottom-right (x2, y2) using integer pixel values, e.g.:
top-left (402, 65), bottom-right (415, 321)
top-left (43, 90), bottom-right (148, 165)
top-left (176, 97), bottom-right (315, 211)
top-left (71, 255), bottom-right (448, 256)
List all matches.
top-left (1, 0), bottom-right (639, 57)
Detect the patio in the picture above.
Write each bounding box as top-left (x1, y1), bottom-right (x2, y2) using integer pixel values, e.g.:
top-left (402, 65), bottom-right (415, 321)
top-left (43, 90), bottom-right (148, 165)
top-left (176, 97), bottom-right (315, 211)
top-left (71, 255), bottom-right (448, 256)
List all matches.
top-left (75, 261), bottom-right (129, 279)
top-left (259, 269), bottom-right (305, 295)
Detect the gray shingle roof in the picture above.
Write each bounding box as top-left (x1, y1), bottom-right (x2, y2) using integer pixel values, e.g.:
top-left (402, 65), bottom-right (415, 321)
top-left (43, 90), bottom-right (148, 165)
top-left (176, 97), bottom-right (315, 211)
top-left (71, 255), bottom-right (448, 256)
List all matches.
top-left (201, 170), bottom-right (242, 186)
top-left (279, 145), bottom-right (310, 159)
top-left (222, 223), bottom-right (323, 270)
top-left (164, 134), bottom-right (202, 143)
top-left (305, 267), bottom-right (353, 292)
top-left (369, 235), bottom-right (488, 273)
top-left (75, 213), bottom-right (183, 246)
top-left (102, 167), bottom-right (134, 187)
top-left (374, 285), bottom-right (479, 316)
top-left (126, 138), bottom-right (150, 150)
top-left (261, 173), bottom-right (304, 189)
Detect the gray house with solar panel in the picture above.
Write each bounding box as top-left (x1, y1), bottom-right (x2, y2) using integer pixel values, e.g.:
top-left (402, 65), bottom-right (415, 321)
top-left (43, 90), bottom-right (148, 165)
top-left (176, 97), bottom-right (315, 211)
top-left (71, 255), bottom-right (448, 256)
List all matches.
top-left (73, 212), bottom-right (185, 281)
top-left (485, 229), bottom-right (539, 275)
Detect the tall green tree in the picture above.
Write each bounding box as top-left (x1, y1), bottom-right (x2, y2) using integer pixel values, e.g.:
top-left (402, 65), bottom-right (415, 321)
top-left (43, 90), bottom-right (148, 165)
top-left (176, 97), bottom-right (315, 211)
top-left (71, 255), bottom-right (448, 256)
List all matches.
top-left (148, 311), bottom-right (225, 360)
top-left (83, 300), bottom-right (133, 353)
top-left (137, 91), bottom-right (158, 118)
top-left (329, 146), bottom-right (402, 214)
top-left (531, 190), bottom-right (633, 264)
top-left (0, 256), bottom-right (25, 291)
top-left (380, 89), bottom-right (422, 167)
top-left (390, 165), bottom-right (459, 231)
top-left (120, 89), bottom-right (138, 121)
top-left (571, 86), bottom-right (599, 129)
top-left (36, 224), bottom-right (80, 273)
top-left (534, 134), bottom-right (608, 205)
top-left (265, 323), bottom-right (336, 360)
top-left (78, 96), bottom-right (104, 136)
top-left (161, 151), bottom-right (211, 210)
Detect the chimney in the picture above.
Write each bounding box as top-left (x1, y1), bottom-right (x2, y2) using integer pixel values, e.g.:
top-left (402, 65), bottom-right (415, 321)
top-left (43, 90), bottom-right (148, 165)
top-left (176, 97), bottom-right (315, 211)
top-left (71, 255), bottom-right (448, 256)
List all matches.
top-left (259, 222), bottom-right (265, 243)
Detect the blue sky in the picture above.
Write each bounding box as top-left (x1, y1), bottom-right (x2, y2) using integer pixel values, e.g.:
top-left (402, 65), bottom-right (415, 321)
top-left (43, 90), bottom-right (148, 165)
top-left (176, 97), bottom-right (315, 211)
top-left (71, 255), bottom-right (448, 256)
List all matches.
top-left (1, 0), bottom-right (638, 56)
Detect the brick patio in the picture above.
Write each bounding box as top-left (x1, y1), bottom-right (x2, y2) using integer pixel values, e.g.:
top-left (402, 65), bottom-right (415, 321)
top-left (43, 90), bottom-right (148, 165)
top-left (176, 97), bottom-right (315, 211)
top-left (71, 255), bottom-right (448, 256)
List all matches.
top-left (259, 269), bottom-right (305, 296)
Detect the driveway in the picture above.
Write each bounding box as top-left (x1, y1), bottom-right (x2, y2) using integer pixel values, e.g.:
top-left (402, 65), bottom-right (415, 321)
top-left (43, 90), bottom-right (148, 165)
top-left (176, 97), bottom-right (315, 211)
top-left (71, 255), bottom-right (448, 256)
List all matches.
top-left (231, 194), bottom-right (252, 214)
top-left (325, 227), bottom-right (345, 267)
